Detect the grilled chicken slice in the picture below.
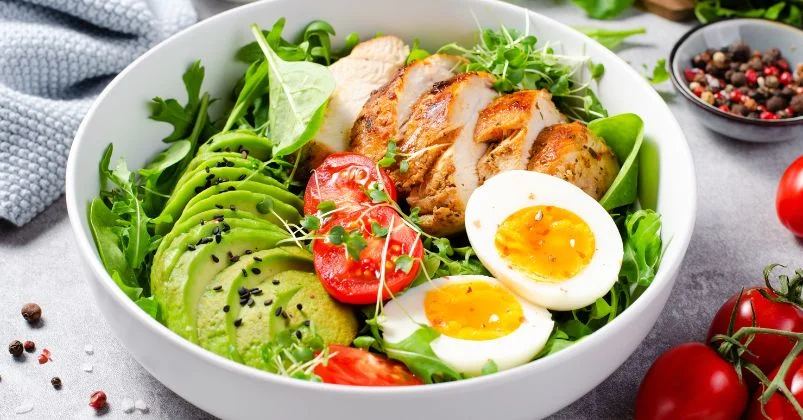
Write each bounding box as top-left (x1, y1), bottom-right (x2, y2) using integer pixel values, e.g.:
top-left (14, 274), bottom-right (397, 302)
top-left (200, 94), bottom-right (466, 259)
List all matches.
top-left (350, 54), bottom-right (464, 168)
top-left (306, 36), bottom-right (409, 169)
top-left (527, 122), bottom-right (620, 200)
top-left (401, 72), bottom-right (498, 236)
top-left (475, 90), bottom-right (563, 184)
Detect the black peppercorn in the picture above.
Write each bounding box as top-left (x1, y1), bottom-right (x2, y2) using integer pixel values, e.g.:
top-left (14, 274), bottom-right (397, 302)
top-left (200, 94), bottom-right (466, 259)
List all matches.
top-left (51, 377), bottom-right (62, 389)
top-left (767, 96), bottom-right (788, 112)
top-left (21, 303), bottom-right (41, 323)
top-left (790, 95), bottom-right (803, 114)
top-left (729, 41), bottom-right (751, 62)
top-left (730, 72), bottom-right (747, 86)
top-left (8, 340), bottom-right (23, 357)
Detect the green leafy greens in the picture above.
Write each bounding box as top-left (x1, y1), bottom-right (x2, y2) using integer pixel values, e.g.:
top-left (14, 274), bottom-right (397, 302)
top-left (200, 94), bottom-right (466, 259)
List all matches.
top-left (695, 0), bottom-right (803, 27)
top-left (571, 0), bottom-right (635, 20)
top-left (574, 26), bottom-right (646, 50)
top-left (644, 58), bottom-right (670, 85)
top-left (440, 26), bottom-right (608, 122)
top-left (251, 24), bottom-right (336, 157)
top-left (589, 113), bottom-right (645, 211)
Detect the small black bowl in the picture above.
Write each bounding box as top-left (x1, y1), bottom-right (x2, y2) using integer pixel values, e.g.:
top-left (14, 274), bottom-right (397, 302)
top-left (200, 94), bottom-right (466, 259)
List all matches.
top-left (670, 18), bottom-right (803, 142)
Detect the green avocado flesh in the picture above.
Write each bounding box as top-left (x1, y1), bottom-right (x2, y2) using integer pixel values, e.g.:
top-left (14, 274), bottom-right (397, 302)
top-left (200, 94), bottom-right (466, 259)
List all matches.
top-left (157, 228), bottom-right (289, 341)
top-left (150, 136), bottom-right (358, 373)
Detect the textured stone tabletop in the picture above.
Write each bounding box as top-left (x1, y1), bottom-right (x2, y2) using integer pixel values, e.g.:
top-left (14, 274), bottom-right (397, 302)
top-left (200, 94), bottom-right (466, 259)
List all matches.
top-left (1, 1), bottom-right (802, 419)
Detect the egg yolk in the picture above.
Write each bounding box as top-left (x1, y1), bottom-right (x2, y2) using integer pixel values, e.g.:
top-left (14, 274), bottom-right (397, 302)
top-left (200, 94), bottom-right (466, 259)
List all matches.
top-left (495, 205), bottom-right (595, 283)
top-left (424, 281), bottom-right (524, 341)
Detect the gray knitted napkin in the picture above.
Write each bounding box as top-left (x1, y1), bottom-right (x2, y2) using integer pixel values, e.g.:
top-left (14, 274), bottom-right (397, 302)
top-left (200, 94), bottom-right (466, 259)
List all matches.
top-left (0, 0), bottom-right (197, 226)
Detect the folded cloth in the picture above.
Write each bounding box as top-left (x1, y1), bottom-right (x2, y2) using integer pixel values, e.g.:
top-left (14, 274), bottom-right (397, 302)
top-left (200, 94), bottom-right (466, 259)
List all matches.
top-left (0, 0), bottom-right (197, 226)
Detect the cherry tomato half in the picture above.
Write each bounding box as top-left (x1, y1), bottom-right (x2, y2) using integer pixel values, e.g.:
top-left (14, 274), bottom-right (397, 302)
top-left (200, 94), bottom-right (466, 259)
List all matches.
top-left (635, 343), bottom-right (748, 420)
top-left (777, 156), bottom-right (803, 237)
top-left (746, 355), bottom-right (803, 419)
top-left (304, 153), bottom-right (397, 216)
top-left (313, 205), bottom-right (423, 304)
top-left (314, 345), bottom-right (422, 386)
top-left (708, 287), bottom-right (803, 389)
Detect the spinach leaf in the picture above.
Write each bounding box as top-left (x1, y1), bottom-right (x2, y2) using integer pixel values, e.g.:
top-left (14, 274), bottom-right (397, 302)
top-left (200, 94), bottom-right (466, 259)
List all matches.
top-left (574, 26), bottom-right (646, 50)
top-left (237, 19), bottom-right (358, 65)
top-left (571, 0), bottom-right (635, 19)
top-left (251, 24), bottom-right (335, 157)
top-left (224, 61), bottom-right (270, 132)
top-left (589, 113), bottom-right (644, 210)
top-left (381, 326), bottom-right (463, 383)
top-left (695, 0), bottom-right (803, 27)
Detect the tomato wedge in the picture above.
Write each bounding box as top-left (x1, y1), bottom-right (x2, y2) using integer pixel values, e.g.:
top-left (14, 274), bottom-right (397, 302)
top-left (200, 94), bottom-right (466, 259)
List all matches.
top-left (313, 205), bottom-right (423, 304)
top-left (314, 345), bottom-right (422, 386)
top-left (304, 153), bottom-right (397, 216)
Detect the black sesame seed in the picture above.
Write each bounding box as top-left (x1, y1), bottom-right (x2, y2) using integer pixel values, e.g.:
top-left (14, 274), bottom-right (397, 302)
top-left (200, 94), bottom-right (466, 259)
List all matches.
top-left (272, 279), bottom-right (280, 285)
top-left (215, 234), bottom-right (222, 244)
top-left (251, 288), bottom-right (263, 296)
top-left (295, 330), bottom-right (302, 339)
top-left (215, 215), bottom-right (225, 221)
top-left (254, 257), bottom-right (262, 262)
top-left (274, 306), bottom-right (282, 316)
top-left (214, 148), bottom-right (221, 152)
top-left (237, 174), bottom-right (247, 181)
top-left (226, 161), bottom-right (234, 167)
top-left (205, 166), bottom-right (211, 173)
top-left (200, 219), bottom-right (205, 226)
top-left (264, 299), bottom-right (273, 306)
top-left (251, 268), bottom-right (261, 275)
top-left (187, 244), bottom-right (197, 251)
top-left (281, 311), bottom-right (289, 319)
top-left (213, 285), bottom-right (223, 291)
top-left (229, 205), bottom-right (236, 211)
top-left (234, 318), bottom-right (242, 327)
top-left (238, 287), bottom-right (248, 296)
top-left (242, 269), bottom-right (248, 277)
top-left (244, 250), bottom-right (253, 255)
top-left (247, 298), bottom-right (255, 307)
top-left (230, 255), bottom-right (240, 263)
top-left (303, 320), bottom-right (311, 327)
top-left (211, 254), bottom-right (219, 263)
top-left (227, 186), bottom-right (236, 192)
top-left (222, 223), bottom-right (231, 232)
top-left (206, 174), bottom-right (215, 181)
top-left (240, 298), bottom-right (248, 306)
top-left (194, 186), bottom-right (204, 193)
top-left (213, 226), bottom-right (221, 235)
top-left (225, 147), bottom-right (231, 152)
top-left (223, 305), bottom-right (230, 312)
top-left (215, 204), bottom-right (223, 209)
top-left (296, 303), bottom-right (303, 310)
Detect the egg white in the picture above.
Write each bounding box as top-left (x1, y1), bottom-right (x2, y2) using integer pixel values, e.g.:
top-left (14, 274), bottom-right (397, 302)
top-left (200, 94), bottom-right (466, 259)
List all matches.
top-left (465, 170), bottom-right (624, 311)
top-left (379, 275), bottom-right (554, 376)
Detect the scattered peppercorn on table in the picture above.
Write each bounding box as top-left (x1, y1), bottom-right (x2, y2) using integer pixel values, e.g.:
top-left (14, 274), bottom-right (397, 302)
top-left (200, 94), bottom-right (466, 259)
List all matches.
top-left (1, 1), bottom-right (801, 418)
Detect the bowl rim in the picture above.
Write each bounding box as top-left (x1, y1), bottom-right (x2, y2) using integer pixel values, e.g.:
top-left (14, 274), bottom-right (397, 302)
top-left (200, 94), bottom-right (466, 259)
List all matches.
top-left (669, 17), bottom-right (803, 127)
top-left (66, 0), bottom-right (697, 397)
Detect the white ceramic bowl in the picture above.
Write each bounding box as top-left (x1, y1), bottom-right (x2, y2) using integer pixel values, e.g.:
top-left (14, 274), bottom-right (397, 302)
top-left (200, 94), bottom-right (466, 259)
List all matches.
top-left (65, 0), bottom-right (697, 418)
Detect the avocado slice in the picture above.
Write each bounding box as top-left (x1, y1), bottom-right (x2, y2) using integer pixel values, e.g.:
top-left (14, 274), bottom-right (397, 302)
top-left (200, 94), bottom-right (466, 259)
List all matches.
top-left (172, 190), bottom-right (301, 235)
top-left (157, 167), bottom-right (300, 233)
top-left (158, 228), bottom-right (288, 342)
top-left (197, 130), bottom-right (272, 159)
top-left (151, 219), bottom-right (287, 299)
top-left (234, 270), bottom-right (358, 370)
top-left (180, 153), bottom-right (263, 186)
top-left (196, 247), bottom-right (313, 362)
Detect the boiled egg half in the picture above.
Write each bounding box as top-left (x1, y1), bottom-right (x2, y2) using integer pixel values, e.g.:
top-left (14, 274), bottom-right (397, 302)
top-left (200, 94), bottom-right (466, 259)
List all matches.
top-left (379, 275), bottom-right (554, 376)
top-left (465, 170), bottom-right (623, 311)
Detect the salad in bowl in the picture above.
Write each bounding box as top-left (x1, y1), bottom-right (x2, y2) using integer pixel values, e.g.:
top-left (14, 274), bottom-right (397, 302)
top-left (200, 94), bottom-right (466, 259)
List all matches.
top-left (66, 0), bottom-right (694, 417)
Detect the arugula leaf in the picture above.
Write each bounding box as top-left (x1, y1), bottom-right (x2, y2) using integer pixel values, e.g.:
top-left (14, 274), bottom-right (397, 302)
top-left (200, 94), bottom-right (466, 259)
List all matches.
top-left (224, 61), bottom-right (270, 132)
top-left (620, 209), bottom-right (663, 293)
top-left (237, 19), bottom-right (356, 65)
top-left (252, 24), bottom-right (336, 157)
top-left (381, 326), bottom-right (463, 383)
top-left (574, 26), bottom-right (646, 50)
top-left (481, 359), bottom-right (498, 376)
top-left (571, 0), bottom-right (635, 20)
top-left (644, 58), bottom-right (670, 85)
top-left (90, 198), bottom-right (137, 287)
top-left (588, 113), bottom-right (644, 210)
top-left (149, 61), bottom-right (206, 143)
top-left (135, 296), bottom-right (160, 321)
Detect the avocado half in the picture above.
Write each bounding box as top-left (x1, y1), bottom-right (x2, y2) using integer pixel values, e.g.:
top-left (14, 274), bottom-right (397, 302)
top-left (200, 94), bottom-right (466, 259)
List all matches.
top-left (150, 142), bottom-right (358, 371)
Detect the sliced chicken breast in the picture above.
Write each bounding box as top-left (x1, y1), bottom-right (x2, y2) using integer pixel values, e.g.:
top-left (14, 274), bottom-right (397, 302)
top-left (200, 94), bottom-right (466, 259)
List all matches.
top-left (401, 72), bottom-right (498, 236)
top-left (306, 36), bottom-right (409, 169)
top-left (474, 90), bottom-right (563, 184)
top-left (527, 122), bottom-right (620, 200)
top-left (350, 54), bottom-right (464, 167)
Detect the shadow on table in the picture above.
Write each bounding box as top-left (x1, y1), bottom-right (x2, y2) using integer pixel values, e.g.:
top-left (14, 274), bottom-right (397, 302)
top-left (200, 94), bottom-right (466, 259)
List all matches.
top-left (0, 197), bottom-right (68, 246)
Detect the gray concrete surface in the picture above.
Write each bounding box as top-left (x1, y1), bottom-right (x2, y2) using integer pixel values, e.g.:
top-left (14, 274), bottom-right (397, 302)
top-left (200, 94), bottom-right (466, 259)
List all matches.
top-left (1, 0), bottom-right (802, 418)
